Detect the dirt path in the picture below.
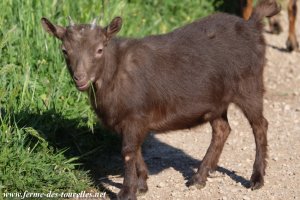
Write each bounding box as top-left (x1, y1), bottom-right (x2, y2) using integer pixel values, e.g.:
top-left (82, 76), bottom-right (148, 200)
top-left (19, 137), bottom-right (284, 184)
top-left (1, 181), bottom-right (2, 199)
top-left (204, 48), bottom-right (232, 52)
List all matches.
top-left (102, 9), bottom-right (300, 200)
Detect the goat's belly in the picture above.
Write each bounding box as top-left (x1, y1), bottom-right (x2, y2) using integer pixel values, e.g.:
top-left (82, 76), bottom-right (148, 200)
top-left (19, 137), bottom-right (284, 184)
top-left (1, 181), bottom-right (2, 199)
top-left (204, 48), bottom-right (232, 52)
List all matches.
top-left (149, 115), bottom-right (207, 133)
top-left (148, 100), bottom-right (229, 133)
top-left (148, 108), bottom-right (213, 133)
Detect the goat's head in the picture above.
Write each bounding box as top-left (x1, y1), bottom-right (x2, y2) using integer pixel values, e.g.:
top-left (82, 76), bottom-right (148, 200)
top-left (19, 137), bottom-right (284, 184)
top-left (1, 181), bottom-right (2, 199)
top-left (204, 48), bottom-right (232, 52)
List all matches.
top-left (41, 16), bottom-right (122, 91)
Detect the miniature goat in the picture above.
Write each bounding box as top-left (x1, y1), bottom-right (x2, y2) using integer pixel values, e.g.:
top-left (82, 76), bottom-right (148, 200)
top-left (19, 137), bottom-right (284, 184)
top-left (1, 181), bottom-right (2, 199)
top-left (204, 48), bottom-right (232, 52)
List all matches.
top-left (41, 0), bottom-right (280, 199)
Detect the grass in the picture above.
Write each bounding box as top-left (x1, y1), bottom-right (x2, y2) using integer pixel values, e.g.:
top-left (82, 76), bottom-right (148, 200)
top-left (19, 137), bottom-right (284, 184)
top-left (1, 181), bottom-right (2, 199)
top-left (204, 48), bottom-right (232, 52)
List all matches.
top-left (0, 0), bottom-right (222, 198)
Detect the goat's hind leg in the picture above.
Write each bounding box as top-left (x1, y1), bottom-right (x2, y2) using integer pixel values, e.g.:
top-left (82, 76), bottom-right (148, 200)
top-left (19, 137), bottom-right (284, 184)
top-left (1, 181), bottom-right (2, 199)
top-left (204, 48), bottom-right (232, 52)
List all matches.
top-left (188, 111), bottom-right (231, 189)
top-left (250, 115), bottom-right (268, 190)
top-left (235, 96), bottom-right (268, 190)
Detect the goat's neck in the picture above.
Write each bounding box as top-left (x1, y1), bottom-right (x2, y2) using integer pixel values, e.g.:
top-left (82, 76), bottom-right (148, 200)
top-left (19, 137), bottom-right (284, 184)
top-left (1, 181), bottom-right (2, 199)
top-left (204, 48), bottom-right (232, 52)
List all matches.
top-left (94, 39), bottom-right (120, 91)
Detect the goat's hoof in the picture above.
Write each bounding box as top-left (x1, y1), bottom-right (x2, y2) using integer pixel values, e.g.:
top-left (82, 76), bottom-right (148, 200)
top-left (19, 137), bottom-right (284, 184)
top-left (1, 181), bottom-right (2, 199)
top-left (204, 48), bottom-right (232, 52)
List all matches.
top-left (136, 178), bottom-right (148, 196)
top-left (250, 172), bottom-right (264, 190)
top-left (187, 174), bottom-right (206, 190)
top-left (136, 189), bottom-right (147, 197)
top-left (117, 188), bottom-right (137, 200)
top-left (269, 22), bottom-right (282, 35)
top-left (208, 170), bottom-right (224, 178)
top-left (286, 36), bottom-right (299, 52)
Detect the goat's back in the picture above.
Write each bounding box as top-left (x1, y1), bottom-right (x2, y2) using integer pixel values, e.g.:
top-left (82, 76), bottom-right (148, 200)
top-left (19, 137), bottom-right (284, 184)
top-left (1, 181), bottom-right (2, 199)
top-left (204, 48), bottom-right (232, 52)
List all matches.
top-left (133, 13), bottom-right (266, 100)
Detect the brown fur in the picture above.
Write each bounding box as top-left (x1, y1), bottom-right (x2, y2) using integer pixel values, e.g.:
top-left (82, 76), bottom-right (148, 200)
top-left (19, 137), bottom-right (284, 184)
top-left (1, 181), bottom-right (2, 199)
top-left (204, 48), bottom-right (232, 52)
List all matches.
top-left (41, 0), bottom-right (280, 199)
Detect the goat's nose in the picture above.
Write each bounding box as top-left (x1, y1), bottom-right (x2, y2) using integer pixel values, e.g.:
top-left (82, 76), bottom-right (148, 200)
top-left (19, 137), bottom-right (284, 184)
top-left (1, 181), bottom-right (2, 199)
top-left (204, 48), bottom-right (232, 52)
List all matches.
top-left (73, 73), bottom-right (86, 81)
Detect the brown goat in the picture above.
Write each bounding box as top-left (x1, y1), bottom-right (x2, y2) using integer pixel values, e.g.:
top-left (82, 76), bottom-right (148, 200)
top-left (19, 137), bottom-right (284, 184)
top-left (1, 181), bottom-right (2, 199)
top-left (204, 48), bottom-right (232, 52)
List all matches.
top-left (241, 0), bottom-right (299, 51)
top-left (41, 0), bottom-right (280, 199)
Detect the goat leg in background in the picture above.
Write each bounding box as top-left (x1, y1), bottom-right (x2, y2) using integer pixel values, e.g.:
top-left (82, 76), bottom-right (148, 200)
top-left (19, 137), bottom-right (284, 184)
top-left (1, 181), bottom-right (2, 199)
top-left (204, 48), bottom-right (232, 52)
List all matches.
top-left (241, 0), bottom-right (253, 20)
top-left (268, 15), bottom-right (283, 34)
top-left (286, 0), bottom-right (299, 51)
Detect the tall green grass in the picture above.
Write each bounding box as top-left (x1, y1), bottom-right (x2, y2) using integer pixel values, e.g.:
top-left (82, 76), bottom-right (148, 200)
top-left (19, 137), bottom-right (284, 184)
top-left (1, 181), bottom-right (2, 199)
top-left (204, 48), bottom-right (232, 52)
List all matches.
top-left (0, 0), bottom-right (218, 196)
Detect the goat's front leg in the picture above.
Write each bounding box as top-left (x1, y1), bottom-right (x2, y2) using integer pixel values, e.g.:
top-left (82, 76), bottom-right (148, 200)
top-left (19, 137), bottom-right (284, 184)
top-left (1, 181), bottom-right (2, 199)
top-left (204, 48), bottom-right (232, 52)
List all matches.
top-left (118, 126), bottom-right (147, 200)
top-left (136, 147), bottom-right (149, 195)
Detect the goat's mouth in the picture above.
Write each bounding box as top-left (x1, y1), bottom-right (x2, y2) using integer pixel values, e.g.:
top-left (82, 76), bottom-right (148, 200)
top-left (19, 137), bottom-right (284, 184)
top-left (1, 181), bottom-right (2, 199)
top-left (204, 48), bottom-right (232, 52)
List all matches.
top-left (75, 79), bottom-right (93, 91)
top-left (76, 81), bottom-right (90, 91)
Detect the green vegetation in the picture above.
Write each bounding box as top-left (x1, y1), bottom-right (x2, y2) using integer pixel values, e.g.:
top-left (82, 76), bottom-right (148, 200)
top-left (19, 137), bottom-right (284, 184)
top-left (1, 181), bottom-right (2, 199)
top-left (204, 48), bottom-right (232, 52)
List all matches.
top-left (0, 0), bottom-right (221, 197)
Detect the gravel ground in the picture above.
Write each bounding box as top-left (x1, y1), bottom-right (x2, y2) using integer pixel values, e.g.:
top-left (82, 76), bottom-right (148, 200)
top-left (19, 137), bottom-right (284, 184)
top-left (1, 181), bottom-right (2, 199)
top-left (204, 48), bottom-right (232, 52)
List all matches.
top-left (100, 8), bottom-right (300, 200)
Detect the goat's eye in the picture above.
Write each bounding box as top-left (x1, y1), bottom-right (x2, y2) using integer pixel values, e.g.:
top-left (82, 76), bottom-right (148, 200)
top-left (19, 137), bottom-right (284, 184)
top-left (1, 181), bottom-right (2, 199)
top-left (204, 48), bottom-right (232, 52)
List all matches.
top-left (97, 48), bottom-right (103, 54)
top-left (62, 48), bottom-right (68, 56)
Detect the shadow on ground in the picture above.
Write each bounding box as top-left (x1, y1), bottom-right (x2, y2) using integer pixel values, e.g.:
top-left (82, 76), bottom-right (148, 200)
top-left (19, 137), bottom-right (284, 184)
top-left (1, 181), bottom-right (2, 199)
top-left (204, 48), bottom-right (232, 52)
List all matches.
top-left (13, 109), bottom-right (251, 199)
top-left (212, 0), bottom-right (242, 16)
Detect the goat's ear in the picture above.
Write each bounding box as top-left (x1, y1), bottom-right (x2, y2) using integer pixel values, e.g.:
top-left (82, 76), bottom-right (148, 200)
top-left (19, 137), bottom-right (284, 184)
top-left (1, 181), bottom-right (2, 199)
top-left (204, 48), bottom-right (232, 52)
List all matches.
top-left (105, 17), bottom-right (122, 40)
top-left (41, 17), bottom-right (66, 40)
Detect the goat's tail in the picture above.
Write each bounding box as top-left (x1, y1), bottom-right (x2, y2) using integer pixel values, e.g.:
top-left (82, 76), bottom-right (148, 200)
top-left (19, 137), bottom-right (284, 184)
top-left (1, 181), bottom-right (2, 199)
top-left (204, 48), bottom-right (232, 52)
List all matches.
top-left (249, 0), bottom-right (281, 22)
